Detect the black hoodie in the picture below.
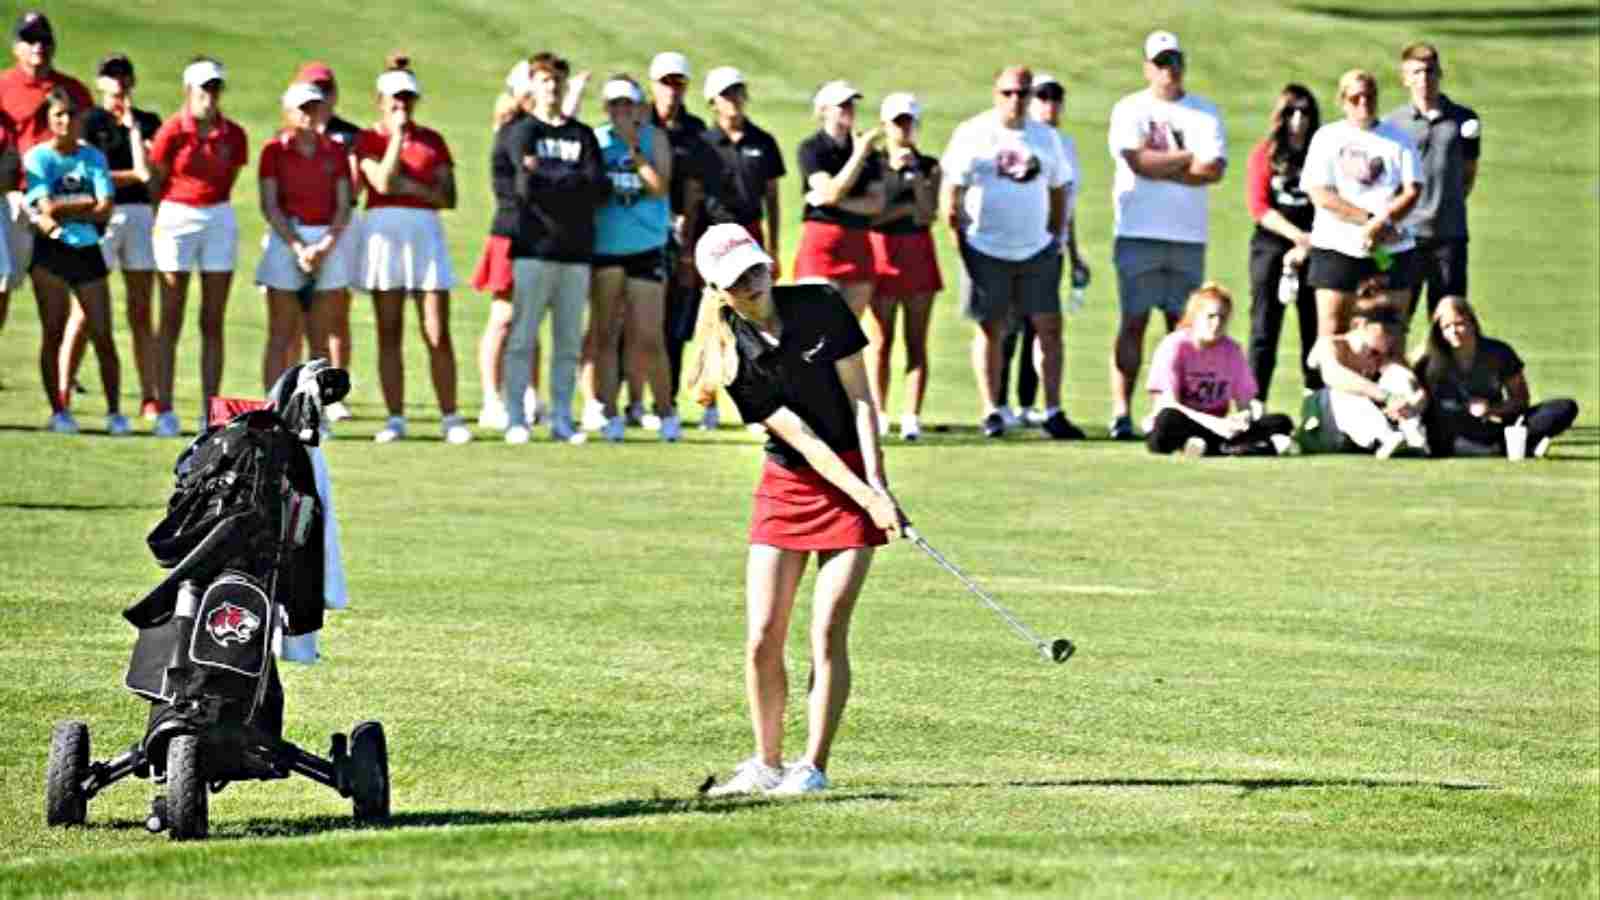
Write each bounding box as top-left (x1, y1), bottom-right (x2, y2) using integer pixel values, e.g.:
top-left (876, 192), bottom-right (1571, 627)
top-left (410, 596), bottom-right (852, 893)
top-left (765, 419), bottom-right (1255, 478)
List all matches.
top-left (494, 114), bottom-right (610, 262)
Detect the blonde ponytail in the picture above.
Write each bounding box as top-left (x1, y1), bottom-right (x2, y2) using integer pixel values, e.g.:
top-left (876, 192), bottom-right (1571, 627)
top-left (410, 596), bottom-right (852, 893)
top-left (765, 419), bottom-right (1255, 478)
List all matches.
top-left (686, 286), bottom-right (740, 407)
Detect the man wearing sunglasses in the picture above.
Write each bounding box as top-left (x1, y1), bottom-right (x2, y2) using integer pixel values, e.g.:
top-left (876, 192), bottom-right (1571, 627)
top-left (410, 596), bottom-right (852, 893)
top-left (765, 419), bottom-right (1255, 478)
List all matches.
top-left (1106, 30), bottom-right (1226, 442)
top-left (1382, 41), bottom-right (1479, 321)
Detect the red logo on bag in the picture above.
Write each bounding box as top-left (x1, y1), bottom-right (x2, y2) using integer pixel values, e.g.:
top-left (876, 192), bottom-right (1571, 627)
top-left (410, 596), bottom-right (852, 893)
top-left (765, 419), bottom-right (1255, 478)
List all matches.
top-left (206, 602), bottom-right (261, 646)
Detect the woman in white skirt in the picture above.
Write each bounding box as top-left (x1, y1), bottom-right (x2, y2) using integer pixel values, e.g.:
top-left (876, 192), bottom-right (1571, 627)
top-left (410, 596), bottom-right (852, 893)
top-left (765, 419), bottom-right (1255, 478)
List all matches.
top-left (353, 55), bottom-right (469, 444)
top-left (256, 82), bottom-right (353, 391)
top-left (147, 57), bottom-right (247, 437)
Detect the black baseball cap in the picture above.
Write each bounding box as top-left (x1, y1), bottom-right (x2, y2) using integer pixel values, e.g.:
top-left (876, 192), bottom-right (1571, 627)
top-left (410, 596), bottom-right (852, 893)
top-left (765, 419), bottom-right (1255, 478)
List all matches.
top-left (98, 53), bottom-right (134, 80)
top-left (12, 10), bottom-right (53, 43)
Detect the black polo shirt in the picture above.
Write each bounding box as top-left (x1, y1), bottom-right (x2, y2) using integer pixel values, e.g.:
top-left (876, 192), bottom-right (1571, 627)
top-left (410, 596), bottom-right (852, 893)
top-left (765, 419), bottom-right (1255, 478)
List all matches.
top-left (80, 105), bottom-right (163, 205)
top-left (323, 114), bottom-right (362, 152)
top-left (797, 130), bottom-right (882, 229)
top-left (703, 119), bottom-right (785, 226)
top-left (1382, 94), bottom-right (1480, 241)
top-left (652, 106), bottom-right (716, 217)
top-left (873, 150), bottom-right (939, 235)
top-left (723, 282), bottom-right (869, 469)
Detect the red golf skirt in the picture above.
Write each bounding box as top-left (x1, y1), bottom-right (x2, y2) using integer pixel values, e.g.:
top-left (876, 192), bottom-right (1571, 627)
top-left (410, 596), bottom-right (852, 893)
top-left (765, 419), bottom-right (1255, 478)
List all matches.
top-left (869, 229), bottom-right (944, 296)
top-left (793, 221), bottom-right (874, 283)
top-left (470, 234), bottom-right (514, 299)
top-left (750, 450), bottom-right (888, 550)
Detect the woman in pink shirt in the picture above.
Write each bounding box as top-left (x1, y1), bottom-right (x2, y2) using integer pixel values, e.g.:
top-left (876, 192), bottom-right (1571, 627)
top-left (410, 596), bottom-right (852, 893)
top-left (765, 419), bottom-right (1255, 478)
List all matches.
top-left (1144, 282), bottom-right (1295, 456)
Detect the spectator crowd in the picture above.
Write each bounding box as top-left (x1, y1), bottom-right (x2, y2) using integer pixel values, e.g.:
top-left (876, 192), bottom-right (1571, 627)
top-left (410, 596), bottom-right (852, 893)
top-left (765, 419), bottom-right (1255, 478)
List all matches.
top-left (0, 10), bottom-right (1577, 458)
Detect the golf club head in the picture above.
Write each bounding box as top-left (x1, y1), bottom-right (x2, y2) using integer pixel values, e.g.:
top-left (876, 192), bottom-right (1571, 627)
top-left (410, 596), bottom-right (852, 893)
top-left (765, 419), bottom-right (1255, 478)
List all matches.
top-left (1048, 638), bottom-right (1075, 664)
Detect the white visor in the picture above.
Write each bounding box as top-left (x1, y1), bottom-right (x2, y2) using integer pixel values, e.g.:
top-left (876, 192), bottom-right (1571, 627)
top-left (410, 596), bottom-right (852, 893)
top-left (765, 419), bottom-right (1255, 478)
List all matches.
top-left (282, 82), bottom-right (325, 110)
top-left (703, 66), bottom-right (745, 102)
top-left (377, 69), bottom-right (421, 98)
top-left (182, 60), bottom-right (225, 89)
top-left (602, 79), bottom-right (642, 104)
top-left (696, 224), bottom-right (773, 290)
top-left (880, 92), bottom-right (920, 122)
top-left (813, 79), bottom-right (862, 112)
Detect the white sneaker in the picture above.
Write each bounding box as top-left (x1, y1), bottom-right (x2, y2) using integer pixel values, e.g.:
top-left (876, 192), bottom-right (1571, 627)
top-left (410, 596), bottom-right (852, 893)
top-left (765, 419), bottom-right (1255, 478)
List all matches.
top-left (581, 398), bottom-right (607, 432)
top-left (901, 414), bottom-right (921, 441)
top-left (659, 413), bottom-right (682, 442)
top-left (442, 414), bottom-right (474, 445)
top-left (374, 415), bottom-right (407, 444)
top-left (1374, 431), bottom-right (1404, 459)
top-left (704, 757), bottom-right (784, 797)
top-left (478, 396), bottom-right (508, 430)
top-left (153, 411), bottom-right (181, 438)
top-left (998, 406), bottom-right (1023, 430)
top-left (550, 414), bottom-right (588, 445)
top-left (47, 410), bottom-right (79, 434)
top-left (1533, 436), bottom-right (1552, 459)
top-left (1400, 419), bottom-right (1428, 451)
top-left (641, 412), bottom-right (662, 431)
top-left (601, 415), bottom-right (626, 443)
top-left (770, 761), bottom-right (830, 796)
top-left (504, 424), bottom-right (531, 445)
top-left (1023, 408), bottom-right (1048, 427)
top-left (524, 388), bottom-right (545, 426)
top-left (1270, 433), bottom-right (1297, 456)
top-left (1180, 436), bottom-right (1208, 459)
top-left (700, 406), bottom-right (721, 431)
top-left (325, 401), bottom-right (353, 423)
top-left (106, 414), bottom-right (132, 437)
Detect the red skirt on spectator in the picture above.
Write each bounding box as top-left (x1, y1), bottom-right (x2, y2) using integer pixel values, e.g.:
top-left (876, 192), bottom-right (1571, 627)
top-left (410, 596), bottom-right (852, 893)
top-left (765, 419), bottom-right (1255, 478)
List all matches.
top-left (470, 234), bottom-right (514, 299)
top-left (793, 221), bottom-right (873, 283)
top-left (750, 450), bottom-right (888, 550)
top-left (869, 229), bottom-right (944, 296)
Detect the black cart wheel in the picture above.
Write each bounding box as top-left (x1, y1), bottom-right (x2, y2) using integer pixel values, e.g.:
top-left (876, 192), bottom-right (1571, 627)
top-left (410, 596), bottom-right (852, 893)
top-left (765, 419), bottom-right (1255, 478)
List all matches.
top-left (166, 735), bottom-right (208, 841)
top-left (349, 721), bottom-right (389, 822)
top-left (45, 721), bottom-right (90, 826)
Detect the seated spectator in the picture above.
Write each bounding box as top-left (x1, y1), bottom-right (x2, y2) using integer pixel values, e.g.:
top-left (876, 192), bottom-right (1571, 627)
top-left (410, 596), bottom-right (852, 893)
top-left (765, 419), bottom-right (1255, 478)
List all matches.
top-left (1144, 282), bottom-right (1294, 457)
top-left (1301, 281), bottom-right (1427, 458)
top-left (1413, 295), bottom-right (1578, 458)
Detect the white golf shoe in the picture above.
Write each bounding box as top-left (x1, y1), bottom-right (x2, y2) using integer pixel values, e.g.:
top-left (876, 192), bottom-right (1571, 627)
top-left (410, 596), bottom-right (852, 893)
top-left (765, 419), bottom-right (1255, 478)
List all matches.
top-left (442, 414), bottom-right (474, 445)
top-left (770, 761), bottom-right (829, 796)
top-left (704, 757), bottom-right (784, 797)
top-left (374, 416), bottom-right (407, 444)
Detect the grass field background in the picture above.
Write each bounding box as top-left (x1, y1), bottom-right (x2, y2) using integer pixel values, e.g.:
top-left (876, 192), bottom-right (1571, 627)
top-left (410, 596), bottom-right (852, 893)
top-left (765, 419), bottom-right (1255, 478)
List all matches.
top-left (1, 1), bottom-right (1597, 896)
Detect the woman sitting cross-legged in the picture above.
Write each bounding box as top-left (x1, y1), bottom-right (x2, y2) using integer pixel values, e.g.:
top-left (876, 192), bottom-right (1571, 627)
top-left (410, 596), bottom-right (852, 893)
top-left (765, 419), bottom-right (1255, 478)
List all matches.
top-left (1302, 280), bottom-right (1428, 458)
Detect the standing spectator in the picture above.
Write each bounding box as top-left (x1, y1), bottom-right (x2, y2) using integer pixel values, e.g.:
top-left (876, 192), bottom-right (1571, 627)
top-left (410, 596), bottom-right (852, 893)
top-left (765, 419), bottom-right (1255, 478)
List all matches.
top-left (940, 64), bottom-right (1082, 440)
top-left (498, 51), bottom-right (610, 444)
top-left (1106, 31), bottom-right (1227, 441)
top-left (1301, 69), bottom-right (1421, 339)
top-left (25, 87), bottom-right (121, 434)
top-left (585, 75), bottom-right (677, 442)
top-left (1143, 283), bottom-right (1294, 457)
top-left (255, 82), bottom-right (352, 391)
top-left (1302, 285), bottom-right (1428, 458)
top-left (1413, 296), bottom-right (1578, 458)
top-left (147, 57), bottom-right (247, 437)
top-left (354, 55), bottom-right (471, 445)
top-left (866, 92), bottom-right (941, 441)
top-left (63, 54), bottom-right (162, 422)
top-left (794, 80), bottom-right (884, 320)
top-left (1244, 83), bottom-right (1322, 403)
top-left (700, 66), bottom-right (785, 429)
top-left (997, 72), bottom-right (1088, 428)
top-left (0, 117), bottom-right (13, 339)
top-left (1383, 42), bottom-right (1480, 320)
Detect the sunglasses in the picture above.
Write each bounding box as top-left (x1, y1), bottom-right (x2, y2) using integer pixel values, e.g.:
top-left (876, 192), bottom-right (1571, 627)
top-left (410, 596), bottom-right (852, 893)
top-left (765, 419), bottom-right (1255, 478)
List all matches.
top-left (659, 75), bottom-right (688, 88)
top-left (997, 88), bottom-right (1030, 98)
top-left (1343, 92), bottom-right (1376, 104)
top-left (1152, 51), bottom-right (1183, 68)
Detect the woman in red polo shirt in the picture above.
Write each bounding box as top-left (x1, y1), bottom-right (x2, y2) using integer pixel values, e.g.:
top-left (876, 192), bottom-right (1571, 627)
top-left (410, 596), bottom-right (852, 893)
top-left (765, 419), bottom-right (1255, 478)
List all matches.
top-left (354, 55), bottom-right (469, 445)
top-left (147, 56), bottom-right (247, 437)
top-left (255, 81), bottom-right (352, 391)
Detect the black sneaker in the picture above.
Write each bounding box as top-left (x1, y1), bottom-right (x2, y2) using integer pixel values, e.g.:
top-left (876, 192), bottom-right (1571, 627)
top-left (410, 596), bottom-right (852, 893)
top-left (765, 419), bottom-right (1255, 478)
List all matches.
top-left (1042, 411), bottom-right (1086, 440)
top-left (1108, 415), bottom-right (1137, 441)
top-left (982, 411), bottom-right (1006, 438)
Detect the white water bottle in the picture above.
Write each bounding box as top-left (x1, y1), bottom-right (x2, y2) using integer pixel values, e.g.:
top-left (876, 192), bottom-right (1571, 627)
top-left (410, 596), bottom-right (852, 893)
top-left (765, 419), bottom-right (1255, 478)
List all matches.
top-left (1277, 261), bottom-right (1300, 305)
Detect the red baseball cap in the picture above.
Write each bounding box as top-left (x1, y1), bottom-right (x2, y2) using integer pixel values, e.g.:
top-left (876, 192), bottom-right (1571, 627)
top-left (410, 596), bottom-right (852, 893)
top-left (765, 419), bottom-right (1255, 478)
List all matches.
top-left (296, 62), bottom-right (336, 87)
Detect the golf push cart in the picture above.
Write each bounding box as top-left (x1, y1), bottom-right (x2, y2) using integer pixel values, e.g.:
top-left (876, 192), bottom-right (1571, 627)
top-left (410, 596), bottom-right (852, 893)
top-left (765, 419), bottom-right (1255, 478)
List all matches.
top-left (44, 361), bottom-right (389, 840)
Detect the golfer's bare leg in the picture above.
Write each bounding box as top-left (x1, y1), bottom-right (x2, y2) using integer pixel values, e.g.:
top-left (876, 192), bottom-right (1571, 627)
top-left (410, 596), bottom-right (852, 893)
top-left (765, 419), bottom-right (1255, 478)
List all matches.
top-left (746, 544), bottom-right (808, 768)
top-left (802, 546), bottom-right (873, 772)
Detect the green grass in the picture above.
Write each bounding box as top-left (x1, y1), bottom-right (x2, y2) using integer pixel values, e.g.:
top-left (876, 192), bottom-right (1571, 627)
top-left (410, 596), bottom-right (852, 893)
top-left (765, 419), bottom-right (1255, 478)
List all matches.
top-left (1, 1), bottom-right (1598, 896)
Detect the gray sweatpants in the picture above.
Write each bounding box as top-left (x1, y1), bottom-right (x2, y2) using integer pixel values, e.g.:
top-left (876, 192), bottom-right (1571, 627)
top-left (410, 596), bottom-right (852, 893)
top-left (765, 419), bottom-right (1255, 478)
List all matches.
top-left (505, 257), bottom-right (589, 428)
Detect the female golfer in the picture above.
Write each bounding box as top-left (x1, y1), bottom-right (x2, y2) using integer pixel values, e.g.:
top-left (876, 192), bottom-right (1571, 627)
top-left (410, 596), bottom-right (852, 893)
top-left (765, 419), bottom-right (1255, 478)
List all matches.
top-left (690, 223), bottom-right (905, 797)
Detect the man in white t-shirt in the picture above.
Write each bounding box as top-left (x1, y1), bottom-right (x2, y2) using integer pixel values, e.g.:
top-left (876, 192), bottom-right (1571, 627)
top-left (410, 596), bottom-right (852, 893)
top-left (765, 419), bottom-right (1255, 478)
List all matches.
top-left (940, 65), bottom-right (1083, 440)
top-left (1105, 31), bottom-right (1227, 440)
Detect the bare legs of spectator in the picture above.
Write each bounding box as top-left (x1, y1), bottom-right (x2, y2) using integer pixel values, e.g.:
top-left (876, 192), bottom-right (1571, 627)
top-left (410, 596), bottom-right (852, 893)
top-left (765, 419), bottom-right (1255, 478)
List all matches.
top-left (62, 269), bottom-right (156, 414)
top-left (1031, 312), bottom-right (1064, 411)
top-left (621, 277), bottom-right (673, 420)
top-left (586, 268), bottom-right (627, 419)
top-left (477, 297), bottom-right (540, 421)
top-left (36, 268), bottom-right (120, 417)
top-left (156, 270), bottom-right (231, 420)
top-left (972, 317), bottom-right (1007, 415)
top-left (263, 289), bottom-right (305, 391)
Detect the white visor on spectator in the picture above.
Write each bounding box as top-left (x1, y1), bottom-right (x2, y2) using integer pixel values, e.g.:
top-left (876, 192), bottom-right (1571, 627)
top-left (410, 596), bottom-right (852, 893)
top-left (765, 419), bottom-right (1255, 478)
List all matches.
top-left (650, 51), bottom-right (690, 82)
top-left (182, 60), bottom-right (225, 89)
top-left (603, 79), bottom-right (642, 103)
top-left (282, 82), bottom-right (325, 110)
top-left (505, 59), bottom-right (531, 96)
top-left (880, 92), bottom-right (920, 122)
top-left (696, 224), bottom-right (773, 290)
top-left (377, 70), bottom-right (421, 97)
top-left (703, 66), bottom-right (744, 101)
top-left (813, 80), bottom-right (862, 112)
top-left (1145, 30), bottom-right (1181, 60)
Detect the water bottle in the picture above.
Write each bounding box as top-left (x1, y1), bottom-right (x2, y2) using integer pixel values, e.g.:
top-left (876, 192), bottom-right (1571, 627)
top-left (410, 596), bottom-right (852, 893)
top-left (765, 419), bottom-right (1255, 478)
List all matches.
top-left (1068, 260), bottom-right (1090, 314)
top-left (1277, 262), bottom-right (1300, 305)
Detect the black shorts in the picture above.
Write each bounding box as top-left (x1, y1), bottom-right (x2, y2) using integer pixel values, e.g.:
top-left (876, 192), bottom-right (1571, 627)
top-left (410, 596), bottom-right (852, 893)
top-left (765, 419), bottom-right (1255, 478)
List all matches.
top-left (1306, 247), bottom-right (1415, 293)
top-left (1411, 237), bottom-right (1468, 308)
top-left (592, 247), bottom-right (667, 283)
top-left (31, 235), bottom-right (110, 288)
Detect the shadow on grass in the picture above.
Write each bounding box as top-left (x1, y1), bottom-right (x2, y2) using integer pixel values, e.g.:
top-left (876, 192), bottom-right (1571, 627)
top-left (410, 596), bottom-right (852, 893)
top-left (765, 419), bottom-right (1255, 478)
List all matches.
top-left (906, 776), bottom-right (1495, 793)
top-left (1295, 4), bottom-right (1595, 22)
top-left (0, 501), bottom-right (157, 512)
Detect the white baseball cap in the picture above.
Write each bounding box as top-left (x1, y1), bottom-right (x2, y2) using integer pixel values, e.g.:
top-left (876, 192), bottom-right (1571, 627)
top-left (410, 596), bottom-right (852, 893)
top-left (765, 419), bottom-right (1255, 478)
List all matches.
top-left (649, 51), bottom-right (690, 82)
top-left (182, 59), bottom-right (225, 89)
top-left (879, 92), bottom-right (920, 122)
top-left (696, 224), bottom-right (773, 291)
top-left (703, 66), bottom-right (744, 101)
top-left (282, 82), bottom-right (325, 110)
top-left (813, 79), bottom-right (862, 112)
top-left (602, 78), bottom-right (642, 104)
top-left (376, 69), bottom-right (421, 98)
top-left (1144, 30), bottom-right (1181, 61)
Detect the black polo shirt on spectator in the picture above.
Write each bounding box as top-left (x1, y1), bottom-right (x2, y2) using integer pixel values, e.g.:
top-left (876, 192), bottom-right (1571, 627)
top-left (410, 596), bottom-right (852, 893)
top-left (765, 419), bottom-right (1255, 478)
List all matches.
top-left (703, 119), bottom-right (785, 226)
top-left (653, 107), bottom-right (716, 218)
top-left (81, 105), bottom-right (163, 205)
top-left (1383, 94), bottom-right (1479, 241)
top-left (323, 114), bottom-right (362, 151)
top-left (873, 150), bottom-right (939, 235)
top-left (723, 283), bottom-right (868, 469)
top-left (797, 130), bottom-right (882, 229)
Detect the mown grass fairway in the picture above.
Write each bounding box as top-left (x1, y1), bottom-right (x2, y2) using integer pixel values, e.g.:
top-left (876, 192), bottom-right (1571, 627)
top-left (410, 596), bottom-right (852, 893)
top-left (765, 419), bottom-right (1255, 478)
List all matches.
top-left (1, 1), bottom-right (1597, 896)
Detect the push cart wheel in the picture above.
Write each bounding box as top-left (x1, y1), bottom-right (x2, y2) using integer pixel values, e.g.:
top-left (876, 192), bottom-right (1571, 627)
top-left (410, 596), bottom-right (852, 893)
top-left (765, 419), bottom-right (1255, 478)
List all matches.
top-left (349, 721), bottom-right (390, 823)
top-left (45, 721), bottom-right (90, 826)
top-left (166, 735), bottom-right (209, 841)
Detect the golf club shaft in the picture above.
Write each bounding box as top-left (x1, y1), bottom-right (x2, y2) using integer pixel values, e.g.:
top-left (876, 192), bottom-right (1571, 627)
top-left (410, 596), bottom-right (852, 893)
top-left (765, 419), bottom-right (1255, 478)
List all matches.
top-left (905, 527), bottom-right (1051, 658)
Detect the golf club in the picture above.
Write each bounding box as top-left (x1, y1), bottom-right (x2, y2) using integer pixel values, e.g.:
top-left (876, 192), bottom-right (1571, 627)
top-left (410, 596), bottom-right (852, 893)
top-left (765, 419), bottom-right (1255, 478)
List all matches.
top-left (904, 526), bottom-right (1075, 664)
